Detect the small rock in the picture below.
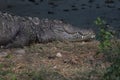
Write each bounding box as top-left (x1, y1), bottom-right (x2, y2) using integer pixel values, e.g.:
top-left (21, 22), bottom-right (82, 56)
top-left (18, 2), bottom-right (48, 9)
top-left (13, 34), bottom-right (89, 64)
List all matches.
top-left (81, 41), bottom-right (85, 45)
top-left (56, 52), bottom-right (62, 58)
top-left (0, 52), bottom-right (8, 58)
top-left (14, 49), bottom-right (26, 54)
top-left (53, 66), bottom-right (57, 69)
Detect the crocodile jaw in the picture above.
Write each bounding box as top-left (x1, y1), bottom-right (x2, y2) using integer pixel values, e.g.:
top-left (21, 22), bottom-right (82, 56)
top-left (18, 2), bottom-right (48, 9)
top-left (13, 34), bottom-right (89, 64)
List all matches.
top-left (63, 28), bottom-right (96, 42)
top-left (53, 26), bottom-right (96, 42)
top-left (81, 34), bottom-right (96, 41)
top-left (70, 32), bottom-right (95, 42)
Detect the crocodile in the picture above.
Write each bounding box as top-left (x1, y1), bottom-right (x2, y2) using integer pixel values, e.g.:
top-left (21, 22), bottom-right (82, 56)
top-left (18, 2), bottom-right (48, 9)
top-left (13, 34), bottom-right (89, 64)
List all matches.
top-left (0, 12), bottom-right (95, 48)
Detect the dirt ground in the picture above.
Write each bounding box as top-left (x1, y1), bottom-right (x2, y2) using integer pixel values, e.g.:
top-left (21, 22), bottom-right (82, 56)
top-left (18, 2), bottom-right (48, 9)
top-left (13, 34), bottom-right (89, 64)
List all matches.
top-left (0, 40), bottom-right (111, 80)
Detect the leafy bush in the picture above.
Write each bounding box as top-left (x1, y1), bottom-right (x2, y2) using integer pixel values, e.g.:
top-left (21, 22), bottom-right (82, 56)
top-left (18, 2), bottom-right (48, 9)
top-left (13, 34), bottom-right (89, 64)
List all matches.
top-left (94, 17), bottom-right (113, 52)
top-left (95, 17), bottom-right (120, 80)
top-left (103, 41), bottom-right (120, 80)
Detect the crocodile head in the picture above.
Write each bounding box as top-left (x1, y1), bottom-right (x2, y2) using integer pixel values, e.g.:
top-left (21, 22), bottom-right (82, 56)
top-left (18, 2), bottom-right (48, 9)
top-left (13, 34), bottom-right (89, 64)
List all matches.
top-left (54, 24), bottom-right (96, 42)
top-left (33, 19), bottom-right (95, 42)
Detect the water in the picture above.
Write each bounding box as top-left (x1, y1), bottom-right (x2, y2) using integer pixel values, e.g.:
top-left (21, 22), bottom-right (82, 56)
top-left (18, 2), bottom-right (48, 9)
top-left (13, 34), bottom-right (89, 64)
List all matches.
top-left (0, 0), bottom-right (120, 34)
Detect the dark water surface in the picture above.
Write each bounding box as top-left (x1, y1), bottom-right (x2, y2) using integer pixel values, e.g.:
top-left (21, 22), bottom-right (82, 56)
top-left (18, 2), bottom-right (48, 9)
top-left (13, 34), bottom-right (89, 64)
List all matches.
top-left (0, 0), bottom-right (120, 35)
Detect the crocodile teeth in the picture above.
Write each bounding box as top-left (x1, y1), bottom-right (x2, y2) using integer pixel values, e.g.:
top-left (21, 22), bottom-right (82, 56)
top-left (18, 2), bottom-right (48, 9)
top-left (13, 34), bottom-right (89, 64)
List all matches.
top-left (82, 36), bottom-right (84, 39)
top-left (91, 35), bottom-right (95, 38)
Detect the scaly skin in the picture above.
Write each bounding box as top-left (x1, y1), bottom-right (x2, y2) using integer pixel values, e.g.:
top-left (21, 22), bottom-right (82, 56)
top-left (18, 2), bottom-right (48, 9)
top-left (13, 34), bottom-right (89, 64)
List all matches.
top-left (0, 12), bottom-right (95, 48)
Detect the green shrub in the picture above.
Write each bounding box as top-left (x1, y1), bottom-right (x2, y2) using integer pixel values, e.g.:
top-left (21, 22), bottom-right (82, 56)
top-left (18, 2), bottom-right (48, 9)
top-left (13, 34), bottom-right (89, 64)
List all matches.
top-left (95, 17), bottom-right (120, 80)
top-left (94, 17), bottom-right (113, 52)
top-left (103, 41), bottom-right (120, 80)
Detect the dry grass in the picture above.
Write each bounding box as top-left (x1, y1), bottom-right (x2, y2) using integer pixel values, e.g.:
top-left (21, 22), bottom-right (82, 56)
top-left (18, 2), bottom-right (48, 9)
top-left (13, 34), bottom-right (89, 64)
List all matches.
top-left (0, 40), bottom-right (111, 80)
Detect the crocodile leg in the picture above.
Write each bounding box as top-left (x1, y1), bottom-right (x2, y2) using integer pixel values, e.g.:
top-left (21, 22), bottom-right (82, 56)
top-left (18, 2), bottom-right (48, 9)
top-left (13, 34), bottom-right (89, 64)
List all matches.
top-left (4, 31), bottom-right (30, 48)
top-left (5, 36), bottom-right (30, 48)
